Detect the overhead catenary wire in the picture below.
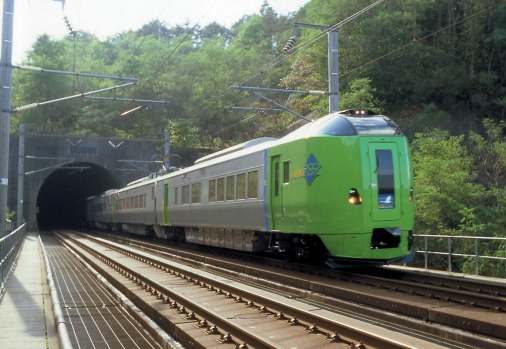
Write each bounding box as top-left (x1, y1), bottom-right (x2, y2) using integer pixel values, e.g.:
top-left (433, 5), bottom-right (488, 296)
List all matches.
top-left (97, 0), bottom-right (504, 141)
top-left (200, 1), bottom-right (387, 137)
top-left (191, 1), bottom-right (387, 136)
top-left (339, 0), bottom-right (506, 81)
top-left (206, 0), bottom-right (506, 136)
top-left (124, 0), bottom-right (221, 96)
top-left (237, 0), bottom-right (386, 87)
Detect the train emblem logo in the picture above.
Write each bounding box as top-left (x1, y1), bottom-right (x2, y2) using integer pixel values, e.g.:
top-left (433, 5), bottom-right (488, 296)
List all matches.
top-left (304, 154), bottom-right (321, 186)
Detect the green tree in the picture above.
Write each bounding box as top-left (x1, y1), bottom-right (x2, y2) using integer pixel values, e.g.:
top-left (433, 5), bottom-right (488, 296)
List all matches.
top-left (411, 129), bottom-right (484, 234)
top-left (339, 77), bottom-right (383, 111)
top-left (468, 119), bottom-right (506, 234)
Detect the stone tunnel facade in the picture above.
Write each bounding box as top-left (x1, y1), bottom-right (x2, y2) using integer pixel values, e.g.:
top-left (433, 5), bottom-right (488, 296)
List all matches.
top-left (7, 133), bottom-right (163, 230)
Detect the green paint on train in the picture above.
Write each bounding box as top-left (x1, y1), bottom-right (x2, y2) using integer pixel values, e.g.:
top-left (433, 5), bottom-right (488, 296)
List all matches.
top-left (266, 112), bottom-right (414, 262)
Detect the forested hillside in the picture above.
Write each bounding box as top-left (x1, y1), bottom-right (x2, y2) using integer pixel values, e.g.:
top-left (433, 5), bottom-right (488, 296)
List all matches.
top-left (13, 0), bottom-right (505, 142)
top-left (11, 0), bottom-right (506, 272)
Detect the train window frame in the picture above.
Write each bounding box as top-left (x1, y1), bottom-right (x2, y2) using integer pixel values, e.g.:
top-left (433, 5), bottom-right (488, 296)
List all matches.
top-left (376, 149), bottom-right (396, 209)
top-left (208, 179), bottom-right (216, 202)
top-left (237, 173), bottom-right (246, 200)
top-left (217, 178), bottom-right (225, 202)
top-left (283, 161), bottom-right (290, 184)
top-left (174, 187), bottom-right (178, 206)
top-left (182, 185), bottom-right (190, 205)
top-left (226, 175), bottom-right (235, 201)
top-left (247, 170), bottom-right (258, 199)
top-left (192, 182), bottom-right (201, 204)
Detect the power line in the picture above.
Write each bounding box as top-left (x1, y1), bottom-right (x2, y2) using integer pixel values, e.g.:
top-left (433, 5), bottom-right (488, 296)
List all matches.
top-left (124, 0), bottom-right (221, 97)
top-left (340, 0), bottom-right (506, 80)
top-left (238, 0), bottom-right (386, 87)
top-left (206, 1), bottom-right (386, 136)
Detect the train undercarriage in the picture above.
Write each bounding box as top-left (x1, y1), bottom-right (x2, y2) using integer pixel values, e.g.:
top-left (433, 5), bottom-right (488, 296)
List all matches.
top-left (151, 224), bottom-right (328, 263)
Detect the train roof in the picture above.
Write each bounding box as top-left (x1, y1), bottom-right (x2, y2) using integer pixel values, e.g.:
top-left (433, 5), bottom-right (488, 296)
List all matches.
top-left (281, 111), bottom-right (403, 142)
top-left (194, 137), bottom-right (277, 165)
top-left (109, 110), bottom-right (404, 192)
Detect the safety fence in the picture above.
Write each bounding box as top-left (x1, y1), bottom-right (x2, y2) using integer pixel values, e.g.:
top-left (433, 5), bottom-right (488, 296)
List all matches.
top-left (0, 223), bottom-right (26, 293)
top-left (413, 234), bottom-right (506, 278)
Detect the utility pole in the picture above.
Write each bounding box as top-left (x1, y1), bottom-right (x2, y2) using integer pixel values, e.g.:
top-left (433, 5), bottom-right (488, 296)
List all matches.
top-left (0, 0), bottom-right (14, 236)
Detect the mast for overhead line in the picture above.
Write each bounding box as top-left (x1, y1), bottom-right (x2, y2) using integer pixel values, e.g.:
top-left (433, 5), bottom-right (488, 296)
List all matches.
top-left (229, 23), bottom-right (339, 119)
top-left (0, 0), bottom-right (14, 236)
top-left (294, 23), bottom-right (339, 113)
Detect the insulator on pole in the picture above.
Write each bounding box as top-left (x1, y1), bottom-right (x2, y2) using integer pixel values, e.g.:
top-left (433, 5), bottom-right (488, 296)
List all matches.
top-left (283, 36), bottom-right (297, 54)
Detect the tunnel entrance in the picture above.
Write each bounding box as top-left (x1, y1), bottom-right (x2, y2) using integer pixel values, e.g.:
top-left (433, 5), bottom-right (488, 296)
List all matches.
top-left (36, 162), bottom-right (121, 230)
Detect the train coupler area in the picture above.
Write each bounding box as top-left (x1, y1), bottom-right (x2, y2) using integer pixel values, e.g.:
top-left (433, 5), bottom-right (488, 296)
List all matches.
top-left (371, 228), bottom-right (401, 249)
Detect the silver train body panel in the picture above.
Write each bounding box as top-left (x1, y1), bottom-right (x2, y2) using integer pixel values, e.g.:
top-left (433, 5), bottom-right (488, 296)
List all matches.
top-left (88, 138), bottom-right (275, 251)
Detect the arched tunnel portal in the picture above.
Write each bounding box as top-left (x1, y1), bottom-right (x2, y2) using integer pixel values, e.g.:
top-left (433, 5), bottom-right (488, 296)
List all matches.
top-left (36, 162), bottom-right (121, 230)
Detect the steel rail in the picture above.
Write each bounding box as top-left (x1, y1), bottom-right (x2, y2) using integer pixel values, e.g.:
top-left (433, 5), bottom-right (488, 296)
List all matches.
top-left (63, 231), bottom-right (435, 349)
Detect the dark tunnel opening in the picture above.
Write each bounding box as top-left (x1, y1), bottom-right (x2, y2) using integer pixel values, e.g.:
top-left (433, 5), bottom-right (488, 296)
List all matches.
top-left (36, 162), bottom-right (121, 230)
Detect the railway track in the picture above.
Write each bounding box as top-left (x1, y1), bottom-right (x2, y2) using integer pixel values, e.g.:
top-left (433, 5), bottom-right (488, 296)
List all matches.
top-left (89, 230), bottom-right (506, 348)
top-left (54, 230), bottom-right (450, 349)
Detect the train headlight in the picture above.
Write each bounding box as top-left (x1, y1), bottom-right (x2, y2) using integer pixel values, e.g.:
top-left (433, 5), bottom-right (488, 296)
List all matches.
top-left (409, 187), bottom-right (414, 202)
top-left (348, 188), bottom-right (362, 205)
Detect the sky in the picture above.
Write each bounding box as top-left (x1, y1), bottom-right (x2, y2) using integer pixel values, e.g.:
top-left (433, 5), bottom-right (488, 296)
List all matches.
top-left (7, 0), bottom-right (311, 64)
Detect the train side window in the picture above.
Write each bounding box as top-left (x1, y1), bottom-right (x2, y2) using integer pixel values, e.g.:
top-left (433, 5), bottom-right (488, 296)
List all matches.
top-left (209, 179), bottom-right (216, 202)
top-left (283, 162), bottom-right (290, 184)
top-left (226, 175), bottom-right (235, 201)
top-left (237, 173), bottom-right (246, 200)
top-left (174, 187), bottom-right (178, 206)
top-left (192, 182), bottom-right (201, 204)
top-left (217, 178), bottom-right (225, 201)
top-left (248, 171), bottom-right (258, 199)
top-left (182, 185), bottom-right (190, 205)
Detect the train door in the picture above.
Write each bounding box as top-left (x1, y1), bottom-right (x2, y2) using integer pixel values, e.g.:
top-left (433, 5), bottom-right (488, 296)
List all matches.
top-left (368, 143), bottom-right (401, 221)
top-left (270, 155), bottom-right (283, 229)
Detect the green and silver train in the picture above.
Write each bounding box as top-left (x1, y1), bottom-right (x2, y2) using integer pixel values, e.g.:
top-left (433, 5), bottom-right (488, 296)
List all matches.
top-left (87, 109), bottom-right (414, 266)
